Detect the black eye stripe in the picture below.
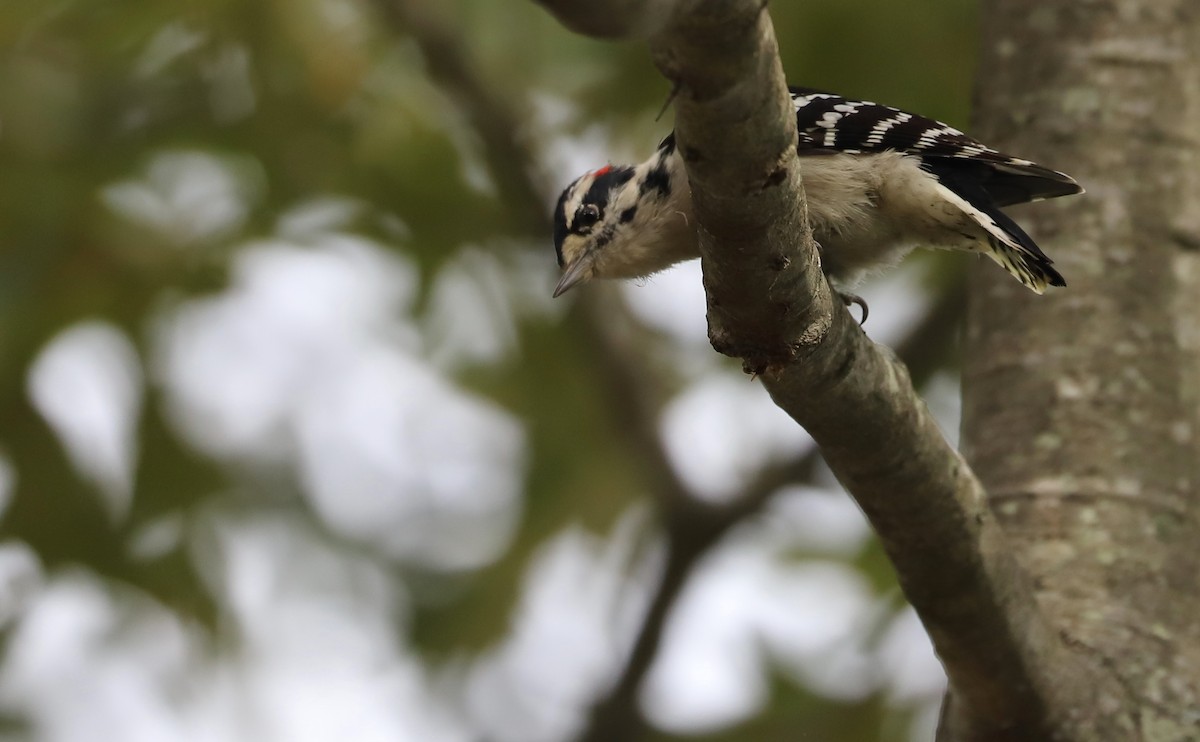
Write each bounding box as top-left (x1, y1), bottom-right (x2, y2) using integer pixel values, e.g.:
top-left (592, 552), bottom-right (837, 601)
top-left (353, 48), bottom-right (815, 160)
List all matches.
top-left (570, 167), bottom-right (635, 233)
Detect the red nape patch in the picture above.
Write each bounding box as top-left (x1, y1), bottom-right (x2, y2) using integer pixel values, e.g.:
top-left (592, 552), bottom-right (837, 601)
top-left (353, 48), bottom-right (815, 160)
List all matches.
top-left (592, 165), bottom-right (613, 177)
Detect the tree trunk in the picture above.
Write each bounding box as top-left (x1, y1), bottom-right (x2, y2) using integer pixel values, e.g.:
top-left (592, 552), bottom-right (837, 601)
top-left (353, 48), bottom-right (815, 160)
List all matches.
top-left (957, 0), bottom-right (1200, 738)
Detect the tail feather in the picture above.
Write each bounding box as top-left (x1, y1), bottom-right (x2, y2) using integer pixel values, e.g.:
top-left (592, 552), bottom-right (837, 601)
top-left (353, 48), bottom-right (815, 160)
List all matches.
top-left (975, 203), bottom-right (1064, 293)
top-left (931, 178), bottom-right (1066, 294)
top-left (986, 239), bottom-right (1065, 294)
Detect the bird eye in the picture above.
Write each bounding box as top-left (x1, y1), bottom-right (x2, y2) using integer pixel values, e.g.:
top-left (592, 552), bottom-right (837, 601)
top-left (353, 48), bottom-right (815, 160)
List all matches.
top-left (573, 203), bottom-right (601, 232)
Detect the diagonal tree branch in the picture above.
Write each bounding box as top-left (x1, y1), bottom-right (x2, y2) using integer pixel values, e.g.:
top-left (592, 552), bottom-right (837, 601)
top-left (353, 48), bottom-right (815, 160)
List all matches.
top-left (386, 1), bottom-right (1098, 739)
top-left (378, 3), bottom-right (825, 739)
top-left (535, 1), bottom-right (1115, 739)
top-left (576, 274), bottom-right (969, 742)
top-left (382, 4), bottom-right (925, 740)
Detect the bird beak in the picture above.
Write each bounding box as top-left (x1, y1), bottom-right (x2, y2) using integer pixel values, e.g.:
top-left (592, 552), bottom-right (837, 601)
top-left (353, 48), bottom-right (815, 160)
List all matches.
top-left (553, 251), bottom-right (596, 298)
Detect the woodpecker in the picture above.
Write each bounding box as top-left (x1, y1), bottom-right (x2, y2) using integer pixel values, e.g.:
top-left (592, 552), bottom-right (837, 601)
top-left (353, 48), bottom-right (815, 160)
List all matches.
top-left (551, 86), bottom-right (1083, 304)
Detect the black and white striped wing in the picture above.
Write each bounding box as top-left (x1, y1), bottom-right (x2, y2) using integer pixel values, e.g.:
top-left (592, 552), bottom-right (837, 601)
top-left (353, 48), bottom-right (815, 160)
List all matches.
top-left (789, 87), bottom-right (1083, 206)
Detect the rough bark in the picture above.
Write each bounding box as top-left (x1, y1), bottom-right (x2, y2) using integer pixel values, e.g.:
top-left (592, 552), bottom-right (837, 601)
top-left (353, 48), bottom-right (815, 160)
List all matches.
top-left (957, 1), bottom-right (1200, 739)
top-left (534, 1), bottom-right (1110, 739)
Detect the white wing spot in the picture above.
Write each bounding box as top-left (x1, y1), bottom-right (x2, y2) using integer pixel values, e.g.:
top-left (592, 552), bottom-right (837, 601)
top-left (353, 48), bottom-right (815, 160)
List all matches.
top-left (792, 93), bottom-right (836, 111)
top-left (818, 111), bottom-right (843, 128)
top-left (865, 112), bottom-right (912, 145)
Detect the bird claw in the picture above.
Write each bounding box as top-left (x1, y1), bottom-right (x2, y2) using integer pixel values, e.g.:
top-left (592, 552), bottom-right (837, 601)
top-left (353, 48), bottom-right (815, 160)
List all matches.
top-left (840, 292), bottom-right (869, 325)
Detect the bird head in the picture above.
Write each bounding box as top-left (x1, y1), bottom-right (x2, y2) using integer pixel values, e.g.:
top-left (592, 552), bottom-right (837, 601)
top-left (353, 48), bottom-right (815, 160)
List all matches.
top-left (551, 164), bottom-right (638, 297)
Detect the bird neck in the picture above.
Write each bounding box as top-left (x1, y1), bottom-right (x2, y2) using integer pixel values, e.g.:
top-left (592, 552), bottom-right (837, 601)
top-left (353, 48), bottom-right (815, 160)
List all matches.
top-left (598, 152), bottom-right (698, 280)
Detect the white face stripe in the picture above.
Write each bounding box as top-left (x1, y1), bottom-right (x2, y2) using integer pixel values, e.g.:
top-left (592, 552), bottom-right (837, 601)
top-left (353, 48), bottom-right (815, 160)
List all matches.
top-left (561, 172), bottom-right (598, 230)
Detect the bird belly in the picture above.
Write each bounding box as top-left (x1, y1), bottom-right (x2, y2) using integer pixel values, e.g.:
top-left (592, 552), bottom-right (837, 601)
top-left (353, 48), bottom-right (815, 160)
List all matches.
top-left (800, 151), bottom-right (990, 287)
top-left (800, 151), bottom-right (911, 287)
top-left (814, 223), bottom-right (912, 288)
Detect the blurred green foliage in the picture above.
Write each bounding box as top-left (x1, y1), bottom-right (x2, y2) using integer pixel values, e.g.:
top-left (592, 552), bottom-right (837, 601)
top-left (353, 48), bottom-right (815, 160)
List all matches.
top-left (0, 0), bottom-right (977, 739)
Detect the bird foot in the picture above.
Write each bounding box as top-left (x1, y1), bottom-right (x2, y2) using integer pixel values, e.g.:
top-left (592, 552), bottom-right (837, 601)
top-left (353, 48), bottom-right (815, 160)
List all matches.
top-left (839, 292), bottom-right (869, 325)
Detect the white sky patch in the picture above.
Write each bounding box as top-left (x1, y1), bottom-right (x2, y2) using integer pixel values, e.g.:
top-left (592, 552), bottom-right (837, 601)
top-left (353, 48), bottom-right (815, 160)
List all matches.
top-left (527, 92), bottom-right (575, 133)
top-left (639, 494), bottom-right (937, 734)
top-left (640, 560), bottom-right (768, 731)
top-left (756, 486), bottom-right (872, 557)
top-left (0, 541), bottom-right (42, 630)
top-left (424, 248), bottom-right (521, 371)
top-left (846, 262), bottom-right (935, 348)
top-left (505, 244), bottom-right (569, 318)
top-left (763, 566), bottom-right (879, 702)
top-left (877, 606), bottom-right (945, 705)
top-left (295, 347), bottom-right (524, 570)
top-left (422, 240), bottom-right (573, 371)
top-left (0, 572), bottom-right (200, 742)
top-left (204, 513), bottom-right (470, 742)
top-left (542, 121), bottom-right (620, 192)
top-left (275, 195), bottom-right (368, 239)
top-left (465, 511), bottom-right (655, 742)
top-left (127, 513), bottom-right (185, 563)
top-left (134, 22), bottom-right (207, 78)
top-left (0, 517), bottom-right (473, 742)
top-left (154, 236), bottom-right (525, 571)
top-left (101, 150), bottom-right (263, 247)
top-left (620, 260), bottom-right (710, 349)
top-left (642, 534), bottom-right (877, 733)
top-left (153, 237), bottom-right (420, 460)
top-left (528, 92), bottom-right (604, 210)
top-left (464, 500), bottom-right (921, 741)
top-left (922, 370), bottom-right (962, 448)
top-left (909, 700), bottom-right (943, 742)
top-left (27, 321), bottom-right (143, 522)
top-left (660, 372), bottom-right (815, 502)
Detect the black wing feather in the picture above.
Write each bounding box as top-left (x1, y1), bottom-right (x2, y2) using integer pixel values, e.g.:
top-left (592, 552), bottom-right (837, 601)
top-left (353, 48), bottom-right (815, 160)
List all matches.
top-left (654, 87), bottom-right (1082, 208)
top-left (788, 86), bottom-right (1082, 207)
